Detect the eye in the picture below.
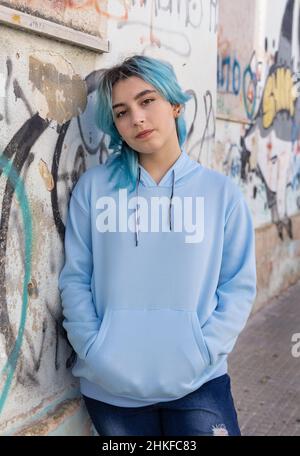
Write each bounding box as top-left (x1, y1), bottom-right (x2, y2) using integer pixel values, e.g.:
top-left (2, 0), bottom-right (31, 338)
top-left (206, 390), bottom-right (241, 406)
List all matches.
top-left (115, 98), bottom-right (155, 119)
top-left (142, 98), bottom-right (155, 105)
top-left (116, 110), bottom-right (126, 119)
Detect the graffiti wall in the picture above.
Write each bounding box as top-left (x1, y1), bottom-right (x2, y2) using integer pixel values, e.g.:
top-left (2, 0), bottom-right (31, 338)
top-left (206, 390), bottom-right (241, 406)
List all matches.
top-left (0, 0), bottom-right (108, 37)
top-left (217, 0), bottom-right (256, 122)
top-left (0, 0), bottom-right (218, 434)
top-left (217, 0), bottom-right (300, 240)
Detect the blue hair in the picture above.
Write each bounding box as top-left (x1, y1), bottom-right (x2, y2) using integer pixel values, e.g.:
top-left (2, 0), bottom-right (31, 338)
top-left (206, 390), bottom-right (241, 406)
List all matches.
top-left (95, 54), bottom-right (192, 192)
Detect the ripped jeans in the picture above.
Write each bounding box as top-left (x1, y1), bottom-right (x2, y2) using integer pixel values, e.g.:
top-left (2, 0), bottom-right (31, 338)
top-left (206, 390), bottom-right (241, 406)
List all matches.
top-left (83, 373), bottom-right (241, 436)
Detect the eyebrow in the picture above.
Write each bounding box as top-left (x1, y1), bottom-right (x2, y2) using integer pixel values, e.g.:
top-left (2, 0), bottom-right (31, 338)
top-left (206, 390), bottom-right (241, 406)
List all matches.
top-left (112, 89), bottom-right (157, 110)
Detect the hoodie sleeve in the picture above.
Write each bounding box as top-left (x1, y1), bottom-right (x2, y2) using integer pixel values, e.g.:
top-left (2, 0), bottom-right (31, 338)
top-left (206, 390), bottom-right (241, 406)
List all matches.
top-left (201, 194), bottom-right (257, 365)
top-left (58, 189), bottom-right (100, 361)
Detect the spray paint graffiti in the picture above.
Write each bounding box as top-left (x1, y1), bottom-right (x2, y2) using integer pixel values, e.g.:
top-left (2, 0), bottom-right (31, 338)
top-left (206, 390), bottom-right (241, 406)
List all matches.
top-left (185, 89), bottom-right (216, 163)
top-left (217, 51), bottom-right (262, 121)
top-left (0, 63), bottom-right (105, 414)
top-left (116, 0), bottom-right (206, 56)
top-left (217, 0), bottom-right (300, 239)
top-left (7, 0), bottom-right (205, 27)
top-left (241, 0), bottom-right (300, 239)
top-left (132, 0), bottom-right (204, 28)
top-left (240, 50), bottom-right (267, 121)
top-left (210, 0), bottom-right (218, 33)
top-left (5, 0), bottom-right (109, 37)
top-left (217, 1), bottom-right (260, 122)
top-left (0, 156), bottom-right (32, 414)
top-left (262, 67), bottom-right (297, 129)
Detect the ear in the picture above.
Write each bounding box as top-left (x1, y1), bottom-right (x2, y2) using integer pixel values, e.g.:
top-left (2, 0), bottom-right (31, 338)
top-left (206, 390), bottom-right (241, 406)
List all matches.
top-left (173, 104), bottom-right (182, 118)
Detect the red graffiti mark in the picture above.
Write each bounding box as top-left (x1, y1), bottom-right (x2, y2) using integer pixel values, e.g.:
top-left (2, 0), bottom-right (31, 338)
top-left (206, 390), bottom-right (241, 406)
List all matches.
top-left (18, 0), bottom-right (129, 20)
top-left (217, 25), bottom-right (231, 58)
top-left (66, 0), bottom-right (129, 20)
top-left (267, 140), bottom-right (273, 161)
top-left (247, 83), bottom-right (255, 103)
top-left (67, 0), bottom-right (95, 8)
top-left (138, 0), bottom-right (161, 48)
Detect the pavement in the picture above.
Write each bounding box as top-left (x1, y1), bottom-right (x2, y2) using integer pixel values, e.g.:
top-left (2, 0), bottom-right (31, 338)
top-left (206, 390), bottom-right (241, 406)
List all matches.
top-left (228, 280), bottom-right (300, 436)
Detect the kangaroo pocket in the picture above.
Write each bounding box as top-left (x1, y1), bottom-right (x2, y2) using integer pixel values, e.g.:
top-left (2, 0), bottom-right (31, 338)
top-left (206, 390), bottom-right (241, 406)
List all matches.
top-left (83, 308), bottom-right (211, 401)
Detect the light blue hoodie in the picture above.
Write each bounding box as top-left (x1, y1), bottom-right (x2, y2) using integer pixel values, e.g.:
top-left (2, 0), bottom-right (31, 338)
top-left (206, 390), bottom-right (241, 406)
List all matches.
top-left (58, 148), bottom-right (257, 407)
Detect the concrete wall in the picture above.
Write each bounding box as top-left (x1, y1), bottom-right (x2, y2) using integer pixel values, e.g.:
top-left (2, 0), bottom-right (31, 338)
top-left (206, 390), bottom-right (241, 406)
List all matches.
top-left (2, 0), bottom-right (108, 37)
top-left (0, 0), bottom-right (218, 435)
top-left (216, 0), bottom-right (300, 311)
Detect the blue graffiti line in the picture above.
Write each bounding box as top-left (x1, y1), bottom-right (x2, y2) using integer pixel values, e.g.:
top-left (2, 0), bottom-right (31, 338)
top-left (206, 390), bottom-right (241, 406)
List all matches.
top-left (232, 58), bottom-right (241, 95)
top-left (291, 119), bottom-right (300, 143)
top-left (217, 54), bottom-right (257, 119)
top-left (0, 155), bottom-right (32, 415)
top-left (218, 55), bottom-right (230, 92)
top-left (217, 55), bottom-right (242, 96)
top-left (243, 65), bottom-right (257, 120)
top-left (231, 159), bottom-right (241, 177)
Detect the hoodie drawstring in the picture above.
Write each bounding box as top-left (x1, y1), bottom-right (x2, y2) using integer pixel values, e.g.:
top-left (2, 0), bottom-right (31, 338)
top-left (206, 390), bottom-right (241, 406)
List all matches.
top-left (135, 167), bottom-right (175, 247)
top-left (169, 169), bottom-right (175, 231)
top-left (135, 167), bottom-right (141, 247)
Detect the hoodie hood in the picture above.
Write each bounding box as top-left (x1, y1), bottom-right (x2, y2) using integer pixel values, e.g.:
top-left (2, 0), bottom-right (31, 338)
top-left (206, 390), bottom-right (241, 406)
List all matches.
top-left (137, 148), bottom-right (198, 188)
top-left (134, 148), bottom-right (199, 246)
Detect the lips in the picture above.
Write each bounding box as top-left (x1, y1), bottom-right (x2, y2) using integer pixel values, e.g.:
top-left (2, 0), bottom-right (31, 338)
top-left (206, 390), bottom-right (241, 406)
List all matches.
top-left (135, 129), bottom-right (154, 139)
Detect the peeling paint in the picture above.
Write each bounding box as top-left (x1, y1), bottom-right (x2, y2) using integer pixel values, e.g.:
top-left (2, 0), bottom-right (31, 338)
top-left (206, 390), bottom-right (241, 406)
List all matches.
top-left (38, 159), bottom-right (54, 191)
top-left (27, 278), bottom-right (38, 298)
top-left (29, 52), bottom-right (87, 124)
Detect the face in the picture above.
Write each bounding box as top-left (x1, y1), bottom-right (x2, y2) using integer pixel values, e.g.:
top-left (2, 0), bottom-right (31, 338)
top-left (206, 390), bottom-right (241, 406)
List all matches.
top-left (111, 76), bottom-right (181, 156)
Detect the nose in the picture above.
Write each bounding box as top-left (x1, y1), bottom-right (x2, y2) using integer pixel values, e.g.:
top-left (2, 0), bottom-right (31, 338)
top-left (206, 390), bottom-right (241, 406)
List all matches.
top-left (134, 119), bottom-right (144, 125)
top-left (131, 107), bottom-right (145, 126)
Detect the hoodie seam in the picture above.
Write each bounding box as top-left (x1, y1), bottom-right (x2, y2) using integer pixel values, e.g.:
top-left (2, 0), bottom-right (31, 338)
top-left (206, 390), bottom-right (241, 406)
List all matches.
top-left (138, 170), bottom-right (202, 188)
top-left (225, 197), bottom-right (243, 227)
top-left (137, 179), bottom-right (192, 188)
top-left (71, 192), bottom-right (89, 216)
top-left (138, 150), bottom-right (189, 187)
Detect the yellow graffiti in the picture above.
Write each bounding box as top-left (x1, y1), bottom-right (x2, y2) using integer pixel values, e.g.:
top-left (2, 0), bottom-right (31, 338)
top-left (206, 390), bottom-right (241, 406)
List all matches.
top-left (263, 67), bottom-right (297, 129)
top-left (11, 15), bottom-right (21, 24)
top-left (38, 159), bottom-right (54, 191)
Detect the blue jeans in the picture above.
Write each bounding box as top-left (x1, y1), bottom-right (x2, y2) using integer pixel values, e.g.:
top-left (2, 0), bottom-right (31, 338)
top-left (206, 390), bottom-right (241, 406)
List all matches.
top-left (82, 373), bottom-right (241, 436)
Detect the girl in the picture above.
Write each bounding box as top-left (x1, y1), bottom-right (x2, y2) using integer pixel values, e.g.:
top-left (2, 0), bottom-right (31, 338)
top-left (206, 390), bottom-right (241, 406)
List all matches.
top-left (58, 54), bottom-right (257, 436)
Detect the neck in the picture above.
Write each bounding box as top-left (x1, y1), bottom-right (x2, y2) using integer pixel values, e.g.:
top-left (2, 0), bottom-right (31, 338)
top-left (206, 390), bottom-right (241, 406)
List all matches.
top-left (138, 143), bottom-right (182, 185)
